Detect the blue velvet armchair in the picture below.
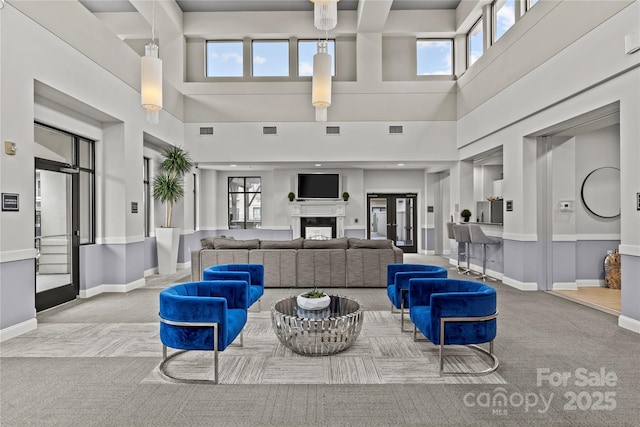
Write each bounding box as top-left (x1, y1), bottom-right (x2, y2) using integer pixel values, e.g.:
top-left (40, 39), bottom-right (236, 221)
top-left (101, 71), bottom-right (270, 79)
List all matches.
top-left (386, 264), bottom-right (448, 331)
top-left (409, 278), bottom-right (498, 374)
top-left (203, 264), bottom-right (264, 309)
top-left (159, 280), bottom-right (249, 384)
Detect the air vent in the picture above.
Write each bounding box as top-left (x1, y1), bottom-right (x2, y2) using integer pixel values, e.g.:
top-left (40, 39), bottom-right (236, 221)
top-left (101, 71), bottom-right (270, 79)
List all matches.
top-left (199, 127), bottom-right (214, 136)
top-left (262, 126), bottom-right (277, 135)
top-left (389, 125), bottom-right (404, 135)
top-left (326, 126), bottom-right (340, 135)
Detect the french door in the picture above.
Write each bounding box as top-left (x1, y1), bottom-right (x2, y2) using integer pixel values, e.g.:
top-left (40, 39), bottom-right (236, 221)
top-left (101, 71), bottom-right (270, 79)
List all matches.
top-left (367, 193), bottom-right (417, 253)
top-left (35, 159), bottom-right (79, 311)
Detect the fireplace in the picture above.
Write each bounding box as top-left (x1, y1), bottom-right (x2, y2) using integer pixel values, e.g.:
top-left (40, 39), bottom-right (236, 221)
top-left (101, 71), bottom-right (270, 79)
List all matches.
top-left (301, 217), bottom-right (337, 239)
top-left (290, 200), bottom-right (346, 239)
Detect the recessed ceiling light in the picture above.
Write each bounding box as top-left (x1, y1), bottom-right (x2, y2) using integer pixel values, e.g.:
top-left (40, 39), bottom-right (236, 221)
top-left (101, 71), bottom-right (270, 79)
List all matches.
top-left (315, 163), bottom-right (322, 167)
top-left (397, 163), bottom-right (405, 166)
top-left (230, 164), bottom-right (237, 167)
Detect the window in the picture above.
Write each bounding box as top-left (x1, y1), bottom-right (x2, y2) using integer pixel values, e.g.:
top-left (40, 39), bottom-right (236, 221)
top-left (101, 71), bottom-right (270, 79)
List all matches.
top-left (34, 123), bottom-right (95, 245)
top-left (493, 0), bottom-right (516, 42)
top-left (78, 138), bottom-right (94, 245)
top-left (468, 18), bottom-right (484, 67)
top-left (206, 41), bottom-right (243, 77)
top-left (252, 41), bottom-right (289, 77)
top-left (416, 39), bottom-right (453, 75)
top-left (143, 157), bottom-right (151, 237)
top-left (528, 0), bottom-right (539, 9)
top-left (298, 40), bottom-right (335, 76)
top-left (228, 177), bottom-right (262, 229)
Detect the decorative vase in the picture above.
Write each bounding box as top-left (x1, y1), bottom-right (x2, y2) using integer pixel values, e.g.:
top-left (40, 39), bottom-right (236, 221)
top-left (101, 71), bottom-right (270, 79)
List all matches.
top-left (296, 293), bottom-right (331, 311)
top-left (463, 217), bottom-right (470, 222)
top-left (155, 227), bottom-right (181, 274)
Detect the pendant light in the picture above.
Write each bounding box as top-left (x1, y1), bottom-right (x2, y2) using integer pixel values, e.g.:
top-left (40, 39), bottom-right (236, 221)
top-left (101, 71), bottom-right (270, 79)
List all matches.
top-left (312, 41), bottom-right (332, 122)
top-left (141, 0), bottom-right (162, 124)
top-left (310, 0), bottom-right (340, 31)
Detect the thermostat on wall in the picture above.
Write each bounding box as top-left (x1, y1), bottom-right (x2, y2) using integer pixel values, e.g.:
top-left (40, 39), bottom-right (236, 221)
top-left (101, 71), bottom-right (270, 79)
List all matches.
top-left (559, 201), bottom-right (573, 212)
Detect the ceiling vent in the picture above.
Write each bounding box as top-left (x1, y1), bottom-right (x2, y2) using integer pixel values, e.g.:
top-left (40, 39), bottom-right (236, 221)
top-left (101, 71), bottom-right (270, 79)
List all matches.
top-left (389, 125), bottom-right (404, 135)
top-left (199, 127), bottom-right (214, 136)
top-left (326, 126), bottom-right (340, 135)
top-left (262, 126), bottom-right (277, 135)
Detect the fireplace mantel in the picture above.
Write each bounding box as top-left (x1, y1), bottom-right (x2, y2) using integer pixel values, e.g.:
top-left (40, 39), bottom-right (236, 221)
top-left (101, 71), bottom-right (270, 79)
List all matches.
top-left (290, 200), bottom-right (347, 239)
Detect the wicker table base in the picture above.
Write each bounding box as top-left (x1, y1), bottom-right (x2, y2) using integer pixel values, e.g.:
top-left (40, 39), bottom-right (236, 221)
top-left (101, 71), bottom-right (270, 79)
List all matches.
top-left (271, 295), bottom-right (363, 356)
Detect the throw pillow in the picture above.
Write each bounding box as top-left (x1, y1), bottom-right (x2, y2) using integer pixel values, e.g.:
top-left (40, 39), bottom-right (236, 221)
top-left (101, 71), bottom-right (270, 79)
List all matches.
top-left (214, 238), bottom-right (260, 249)
top-left (348, 238), bottom-right (393, 249)
top-left (260, 238), bottom-right (304, 249)
top-left (302, 237), bottom-right (349, 249)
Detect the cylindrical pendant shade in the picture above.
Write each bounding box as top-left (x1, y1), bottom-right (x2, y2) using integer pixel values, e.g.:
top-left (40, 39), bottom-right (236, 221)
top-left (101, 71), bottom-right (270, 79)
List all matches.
top-left (312, 53), bottom-right (331, 107)
top-left (312, 43), bottom-right (332, 122)
top-left (311, 0), bottom-right (339, 31)
top-left (141, 43), bottom-right (162, 112)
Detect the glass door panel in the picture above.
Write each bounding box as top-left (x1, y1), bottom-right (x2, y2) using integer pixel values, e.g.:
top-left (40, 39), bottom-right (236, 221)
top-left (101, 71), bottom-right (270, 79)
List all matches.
top-left (394, 197), bottom-right (415, 250)
top-left (367, 194), bottom-right (417, 253)
top-left (369, 198), bottom-right (388, 239)
top-left (35, 165), bottom-right (78, 311)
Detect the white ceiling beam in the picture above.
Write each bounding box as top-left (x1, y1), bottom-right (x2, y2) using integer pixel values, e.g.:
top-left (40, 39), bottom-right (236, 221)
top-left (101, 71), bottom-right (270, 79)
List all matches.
top-left (357, 0), bottom-right (393, 33)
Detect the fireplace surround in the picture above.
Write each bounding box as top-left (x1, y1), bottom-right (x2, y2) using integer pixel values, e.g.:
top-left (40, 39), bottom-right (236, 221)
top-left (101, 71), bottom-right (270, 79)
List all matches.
top-left (290, 200), bottom-right (346, 239)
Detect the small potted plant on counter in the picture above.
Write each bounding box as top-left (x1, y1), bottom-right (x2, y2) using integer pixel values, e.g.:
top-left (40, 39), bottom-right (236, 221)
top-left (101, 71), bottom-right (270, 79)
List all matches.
top-left (342, 191), bottom-right (350, 201)
top-left (461, 209), bottom-right (472, 223)
top-left (288, 192), bottom-right (295, 201)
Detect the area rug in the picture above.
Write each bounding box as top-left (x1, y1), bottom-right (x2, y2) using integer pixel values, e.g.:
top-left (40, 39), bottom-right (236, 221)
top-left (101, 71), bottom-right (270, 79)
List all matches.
top-left (143, 311), bottom-right (506, 385)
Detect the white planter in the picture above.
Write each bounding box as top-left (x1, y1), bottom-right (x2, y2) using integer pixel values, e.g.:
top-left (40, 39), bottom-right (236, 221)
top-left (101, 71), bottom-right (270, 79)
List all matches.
top-left (156, 227), bottom-right (181, 275)
top-left (297, 293), bottom-right (331, 310)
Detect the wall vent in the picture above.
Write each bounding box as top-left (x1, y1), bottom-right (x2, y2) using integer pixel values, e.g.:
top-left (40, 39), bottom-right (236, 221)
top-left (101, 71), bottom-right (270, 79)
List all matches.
top-left (262, 126), bottom-right (277, 135)
top-left (199, 127), bottom-right (214, 136)
top-left (326, 126), bottom-right (340, 135)
top-left (389, 125), bottom-right (404, 134)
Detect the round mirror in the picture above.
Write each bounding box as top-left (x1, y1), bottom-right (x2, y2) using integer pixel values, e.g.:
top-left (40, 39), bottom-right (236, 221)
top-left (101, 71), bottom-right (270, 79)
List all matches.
top-left (580, 167), bottom-right (620, 218)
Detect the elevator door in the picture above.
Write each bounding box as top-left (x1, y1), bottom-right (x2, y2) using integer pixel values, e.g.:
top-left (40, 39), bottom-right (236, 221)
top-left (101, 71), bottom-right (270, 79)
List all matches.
top-left (367, 193), bottom-right (417, 253)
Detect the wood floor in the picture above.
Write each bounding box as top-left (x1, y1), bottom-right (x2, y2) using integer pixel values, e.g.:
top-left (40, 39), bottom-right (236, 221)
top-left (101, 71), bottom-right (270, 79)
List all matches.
top-left (552, 286), bottom-right (621, 315)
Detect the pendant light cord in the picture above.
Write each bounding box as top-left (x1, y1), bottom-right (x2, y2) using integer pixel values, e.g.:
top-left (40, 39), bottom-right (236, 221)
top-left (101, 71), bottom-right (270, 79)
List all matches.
top-left (151, 0), bottom-right (156, 44)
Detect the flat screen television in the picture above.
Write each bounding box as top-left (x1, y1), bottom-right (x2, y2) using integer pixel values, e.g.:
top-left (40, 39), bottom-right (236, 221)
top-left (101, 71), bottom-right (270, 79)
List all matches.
top-left (296, 173), bottom-right (341, 199)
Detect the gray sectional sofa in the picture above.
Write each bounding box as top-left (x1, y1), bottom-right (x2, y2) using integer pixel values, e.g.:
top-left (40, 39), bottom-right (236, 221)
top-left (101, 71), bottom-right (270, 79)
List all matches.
top-left (191, 236), bottom-right (404, 288)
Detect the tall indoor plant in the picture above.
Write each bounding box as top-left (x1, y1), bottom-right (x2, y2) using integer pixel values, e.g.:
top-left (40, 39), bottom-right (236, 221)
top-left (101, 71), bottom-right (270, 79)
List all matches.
top-left (153, 146), bottom-right (193, 274)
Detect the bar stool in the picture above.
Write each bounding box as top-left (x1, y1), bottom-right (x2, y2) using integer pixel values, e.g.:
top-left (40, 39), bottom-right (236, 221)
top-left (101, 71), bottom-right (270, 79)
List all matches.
top-left (468, 224), bottom-right (500, 281)
top-left (446, 222), bottom-right (459, 271)
top-left (452, 224), bottom-right (472, 274)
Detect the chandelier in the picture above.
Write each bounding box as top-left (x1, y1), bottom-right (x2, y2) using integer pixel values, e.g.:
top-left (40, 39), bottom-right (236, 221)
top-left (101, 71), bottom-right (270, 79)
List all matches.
top-left (310, 0), bottom-right (339, 31)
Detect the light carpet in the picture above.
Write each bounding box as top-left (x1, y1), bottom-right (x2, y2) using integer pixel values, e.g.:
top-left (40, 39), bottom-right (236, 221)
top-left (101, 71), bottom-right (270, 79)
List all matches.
top-left (1, 308), bottom-right (505, 385)
top-left (143, 310), bottom-right (506, 385)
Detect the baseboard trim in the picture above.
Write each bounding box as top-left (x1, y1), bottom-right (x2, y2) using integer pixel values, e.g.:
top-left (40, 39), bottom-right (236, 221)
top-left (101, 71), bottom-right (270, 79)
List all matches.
top-left (79, 278), bottom-right (146, 298)
top-left (576, 279), bottom-right (605, 287)
top-left (177, 261), bottom-right (191, 270)
top-left (618, 315), bottom-right (640, 334)
top-left (553, 282), bottom-right (578, 291)
top-left (502, 276), bottom-right (538, 291)
top-left (0, 318), bottom-right (37, 342)
top-left (144, 267), bottom-right (158, 277)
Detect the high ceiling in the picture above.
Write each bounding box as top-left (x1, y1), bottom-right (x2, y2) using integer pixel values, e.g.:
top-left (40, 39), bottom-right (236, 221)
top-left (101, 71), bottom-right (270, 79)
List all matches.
top-left (80, 0), bottom-right (461, 14)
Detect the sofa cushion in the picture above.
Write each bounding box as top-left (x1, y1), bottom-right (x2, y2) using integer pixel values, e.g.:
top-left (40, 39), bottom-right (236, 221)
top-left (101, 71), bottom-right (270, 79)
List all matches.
top-left (348, 238), bottom-right (393, 249)
top-left (302, 237), bottom-right (348, 249)
top-left (200, 236), bottom-right (234, 249)
top-left (214, 238), bottom-right (260, 249)
top-left (259, 238), bottom-right (304, 249)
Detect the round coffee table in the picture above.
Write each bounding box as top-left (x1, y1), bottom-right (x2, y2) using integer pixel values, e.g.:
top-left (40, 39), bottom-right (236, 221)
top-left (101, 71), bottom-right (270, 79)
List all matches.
top-left (271, 295), bottom-right (363, 356)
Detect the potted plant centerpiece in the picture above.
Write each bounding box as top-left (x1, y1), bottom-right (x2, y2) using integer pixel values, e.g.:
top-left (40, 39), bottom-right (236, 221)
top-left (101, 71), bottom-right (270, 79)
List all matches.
top-left (297, 286), bottom-right (331, 311)
top-left (461, 209), bottom-right (472, 223)
top-left (153, 145), bottom-right (193, 274)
